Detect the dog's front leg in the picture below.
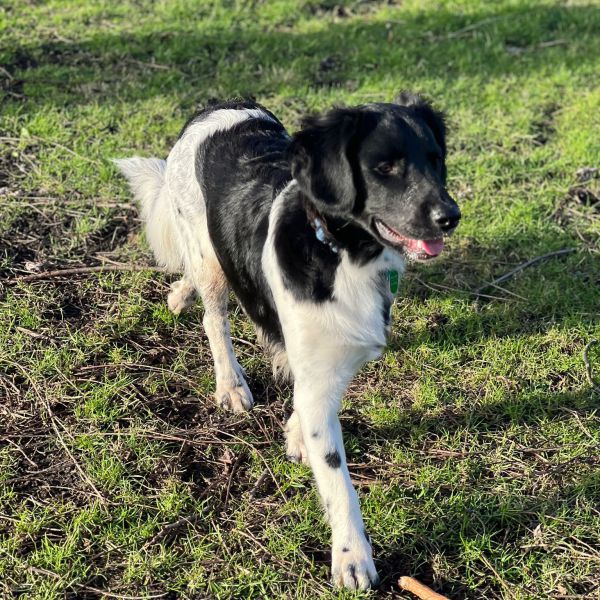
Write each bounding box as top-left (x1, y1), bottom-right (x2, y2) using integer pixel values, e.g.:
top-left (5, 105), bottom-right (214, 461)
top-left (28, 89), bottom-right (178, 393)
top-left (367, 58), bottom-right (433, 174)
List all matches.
top-left (294, 371), bottom-right (379, 590)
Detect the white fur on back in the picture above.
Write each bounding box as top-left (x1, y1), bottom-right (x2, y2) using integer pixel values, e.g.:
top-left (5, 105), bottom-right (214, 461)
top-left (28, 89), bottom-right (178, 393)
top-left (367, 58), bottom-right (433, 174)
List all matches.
top-left (166, 109), bottom-right (275, 218)
top-left (115, 108), bottom-right (274, 272)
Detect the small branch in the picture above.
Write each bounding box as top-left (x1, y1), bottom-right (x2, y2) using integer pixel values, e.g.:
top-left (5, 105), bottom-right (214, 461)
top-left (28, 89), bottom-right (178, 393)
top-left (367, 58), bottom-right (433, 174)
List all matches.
top-left (27, 568), bottom-right (169, 600)
top-left (145, 513), bottom-right (201, 547)
top-left (476, 248), bottom-right (576, 295)
top-left (248, 469), bottom-right (270, 499)
top-left (28, 134), bottom-right (102, 165)
top-left (583, 340), bottom-right (600, 393)
top-left (7, 360), bottom-right (107, 504)
top-left (6, 264), bottom-right (167, 284)
top-left (15, 326), bottom-right (48, 339)
top-left (398, 577), bottom-right (449, 600)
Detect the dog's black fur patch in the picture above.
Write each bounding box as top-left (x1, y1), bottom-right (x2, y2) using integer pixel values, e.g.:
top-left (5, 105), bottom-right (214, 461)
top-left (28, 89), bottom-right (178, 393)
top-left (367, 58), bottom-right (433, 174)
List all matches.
top-left (325, 450), bottom-right (342, 468)
top-left (200, 107), bottom-right (290, 347)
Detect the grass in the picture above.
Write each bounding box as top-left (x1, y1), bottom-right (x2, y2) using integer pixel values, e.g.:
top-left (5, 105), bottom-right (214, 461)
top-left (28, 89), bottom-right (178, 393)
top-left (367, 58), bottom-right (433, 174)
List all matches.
top-left (1, 0), bottom-right (599, 598)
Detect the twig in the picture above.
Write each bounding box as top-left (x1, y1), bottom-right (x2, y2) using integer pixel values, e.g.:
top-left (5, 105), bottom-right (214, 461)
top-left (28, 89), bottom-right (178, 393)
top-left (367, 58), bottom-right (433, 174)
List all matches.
top-left (7, 360), bottom-right (108, 505)
top-left (75, 362), bottom-right (200, 388)
top-left (583, 340), bottom-right (600, 393)
top-left (124, 57), bottom-right (182, 73)
top-left (28, 568), bottom-right (169, 599)
top-left (5, 438), bottom-right (38, 468)
top-left (145, 513), bottom-right (201, 547)
top-left (223, 451), bottom-right (245, 509)
top-left (28, 134), bottom-right (102, 165)
top-left (476, 248), bottom-right (576, 295)
top-left (78, 587), bottom-right (169, 600)
top-left (248, 469), bottom-right (270, 499)
top-left (487, 281), bottom-right (528, 301)
top-left (15, 326), bottom-right (48, 339)
top-left (6, 264), bottom-right (166, 284)
top-left (398, 577), bottom-right (449, 600)
top-left (435, 13), bottom-right (516, 39)
top-left (537, 39), bottom-right (567, 49)
top-left (413, 276), bottom-right (510, 302)
top-left (479, 554), bottom-right (516, 599)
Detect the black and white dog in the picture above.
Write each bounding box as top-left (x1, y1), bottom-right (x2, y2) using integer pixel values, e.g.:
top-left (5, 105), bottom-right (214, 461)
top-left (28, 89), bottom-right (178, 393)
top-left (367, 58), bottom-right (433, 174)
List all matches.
top-left (116, 93), bottom-right (460, 590)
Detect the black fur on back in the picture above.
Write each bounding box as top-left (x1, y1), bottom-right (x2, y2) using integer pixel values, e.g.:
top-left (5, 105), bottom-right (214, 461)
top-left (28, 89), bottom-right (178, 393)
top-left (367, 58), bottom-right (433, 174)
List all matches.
top-left (197, 110), bottom-right (290, 348)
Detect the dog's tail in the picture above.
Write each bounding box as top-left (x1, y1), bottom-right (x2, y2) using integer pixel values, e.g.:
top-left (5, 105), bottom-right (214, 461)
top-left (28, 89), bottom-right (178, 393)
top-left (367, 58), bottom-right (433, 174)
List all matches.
top-left (113, 157), bottom-right (182, 272)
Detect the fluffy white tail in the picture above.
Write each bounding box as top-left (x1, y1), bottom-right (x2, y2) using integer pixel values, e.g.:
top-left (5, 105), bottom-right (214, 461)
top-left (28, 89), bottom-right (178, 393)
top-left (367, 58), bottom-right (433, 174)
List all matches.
top-left (113, 157), bottom-right (182, 272)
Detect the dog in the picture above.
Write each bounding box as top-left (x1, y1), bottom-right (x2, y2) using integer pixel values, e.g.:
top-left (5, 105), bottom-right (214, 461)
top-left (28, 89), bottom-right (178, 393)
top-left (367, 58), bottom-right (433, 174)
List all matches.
top-left (115, 93), bottom-right (460, 590)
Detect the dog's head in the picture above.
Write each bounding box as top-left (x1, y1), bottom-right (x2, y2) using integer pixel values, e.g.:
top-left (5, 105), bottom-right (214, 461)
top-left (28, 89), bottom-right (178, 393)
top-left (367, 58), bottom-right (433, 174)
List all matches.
top-left (288, 92), bottom-right (461, 261)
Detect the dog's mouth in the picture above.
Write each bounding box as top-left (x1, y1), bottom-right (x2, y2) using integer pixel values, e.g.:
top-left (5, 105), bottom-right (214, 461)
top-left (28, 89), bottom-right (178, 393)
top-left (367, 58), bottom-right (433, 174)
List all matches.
top-left (374, 219), bottom-right (444, 261)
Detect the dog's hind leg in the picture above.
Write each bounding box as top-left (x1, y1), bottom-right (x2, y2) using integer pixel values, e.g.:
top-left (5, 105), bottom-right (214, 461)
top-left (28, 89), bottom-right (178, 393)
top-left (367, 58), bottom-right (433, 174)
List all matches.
top-left (167, 277), bottom-right (197, 315)
top-left (168, 216), bottom-right (253, 412)
top-left (164, 178), bottom-right (252, 412)
top-left (184, 241), bottom-right (254, 413)
top-left (188, 255), bottom-right (254, 413)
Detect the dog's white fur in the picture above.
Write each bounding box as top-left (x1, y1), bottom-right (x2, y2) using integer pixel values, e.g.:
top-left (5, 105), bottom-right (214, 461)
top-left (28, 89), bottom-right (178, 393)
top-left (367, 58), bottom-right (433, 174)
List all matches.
top-left (116, 108), bottom-right (405, 589)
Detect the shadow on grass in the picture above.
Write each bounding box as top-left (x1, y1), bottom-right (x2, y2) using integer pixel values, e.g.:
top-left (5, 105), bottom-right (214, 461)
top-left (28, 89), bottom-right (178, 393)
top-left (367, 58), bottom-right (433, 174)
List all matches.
top-left (374, 453), bottom-right (600, 598)
top-left (356, 386), bottom-right (599, 599)
top-left (359, 386), bottom-right (599, 445)
top-left (2, 3), bottom-right (600, 113)
top-left (393, 225), bottom-right (599, 335)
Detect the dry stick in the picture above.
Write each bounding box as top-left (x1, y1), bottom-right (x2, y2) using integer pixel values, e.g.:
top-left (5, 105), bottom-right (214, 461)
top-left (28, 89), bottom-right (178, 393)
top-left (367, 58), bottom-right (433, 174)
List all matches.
top-left (479, 554), bottom-right (516, 600)
top-left (15, 326), bottom-right (48, 339)
top-left (27, 568), bottom-right (169, 600)
top-left (8, 361), bottom-right (108, 505)
top-left (29, 134), bottom-right (102, 166)
top-left (145, 512), bottom-right (201, 547)
top-left (6, 264), bottom-right (167, 284)
top-left (77, 587), bottom-right (169, 600)
top-left (76, 362), bottom-right (201, 389)
top-left (476, 248), bottom-right (576, 296)
top-left (583, 340), bottom-right (600, 393)
top-left (223, 451), bottom-right (246, 510)
top-left (413, 276), bottom-right (509, 302)
top-left (248, 468), bottom-right (270, 499)
top-left (398, 577), bottom-right (449, 600)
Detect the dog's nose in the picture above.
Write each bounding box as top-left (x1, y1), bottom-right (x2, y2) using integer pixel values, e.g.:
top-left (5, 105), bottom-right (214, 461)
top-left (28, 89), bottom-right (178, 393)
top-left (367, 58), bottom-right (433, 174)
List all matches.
top-left (431, 203), bottom-right (461, 233)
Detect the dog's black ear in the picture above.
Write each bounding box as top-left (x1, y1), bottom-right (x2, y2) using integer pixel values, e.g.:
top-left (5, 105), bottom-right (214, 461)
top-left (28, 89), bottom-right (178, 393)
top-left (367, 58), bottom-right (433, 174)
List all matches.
top-left (288, 108), bottom-right (362, 215)
top-left (395, 91), bottom-right (447, 157)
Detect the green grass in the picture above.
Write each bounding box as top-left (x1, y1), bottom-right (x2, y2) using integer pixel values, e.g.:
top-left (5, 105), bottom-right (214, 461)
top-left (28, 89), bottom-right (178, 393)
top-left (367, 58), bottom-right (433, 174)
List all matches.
top-left (1, 0), bottom-right (599, 598)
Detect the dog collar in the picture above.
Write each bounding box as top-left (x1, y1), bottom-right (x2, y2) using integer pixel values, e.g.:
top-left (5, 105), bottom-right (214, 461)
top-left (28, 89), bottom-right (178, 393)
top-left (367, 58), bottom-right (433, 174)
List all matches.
top-left (312, 217), bottom-right (339, 253)
top-left (388, 269), bottom-right (399, 294)
top-left (305, 201), bottom-right (339, 254)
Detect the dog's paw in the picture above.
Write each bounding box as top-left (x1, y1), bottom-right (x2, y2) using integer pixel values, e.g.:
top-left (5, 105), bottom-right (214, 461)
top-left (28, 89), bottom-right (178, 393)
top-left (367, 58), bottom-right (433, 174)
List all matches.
top-left (331, 541), bottom-right (379, 591)
top-left (167, 279), bottom-right (197, 315)
top-left (216, 381), bottom-right (254, 413)
top-left (284, 412), bottom-right (308, 464)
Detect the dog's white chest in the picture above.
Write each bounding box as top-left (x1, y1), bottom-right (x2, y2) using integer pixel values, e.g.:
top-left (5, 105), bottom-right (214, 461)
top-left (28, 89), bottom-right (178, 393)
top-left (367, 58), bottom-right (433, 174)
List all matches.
top-left (330, 249), bottom-right (404, 350)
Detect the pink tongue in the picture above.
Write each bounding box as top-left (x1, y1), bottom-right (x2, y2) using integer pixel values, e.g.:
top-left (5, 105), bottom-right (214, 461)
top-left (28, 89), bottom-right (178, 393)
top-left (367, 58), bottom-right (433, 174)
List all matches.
top-left (419, 239), bottom-right (445, 256)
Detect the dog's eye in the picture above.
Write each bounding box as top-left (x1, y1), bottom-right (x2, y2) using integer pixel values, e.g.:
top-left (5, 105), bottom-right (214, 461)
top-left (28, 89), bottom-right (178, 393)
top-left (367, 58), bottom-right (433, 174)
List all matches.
top-left (375, 161), bottom-right (397, 175)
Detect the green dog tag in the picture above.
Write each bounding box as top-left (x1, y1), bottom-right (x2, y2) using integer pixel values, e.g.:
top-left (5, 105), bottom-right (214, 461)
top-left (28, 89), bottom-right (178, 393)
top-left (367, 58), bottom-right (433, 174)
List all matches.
top-left (388, 270), bottom-right (399, 294)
